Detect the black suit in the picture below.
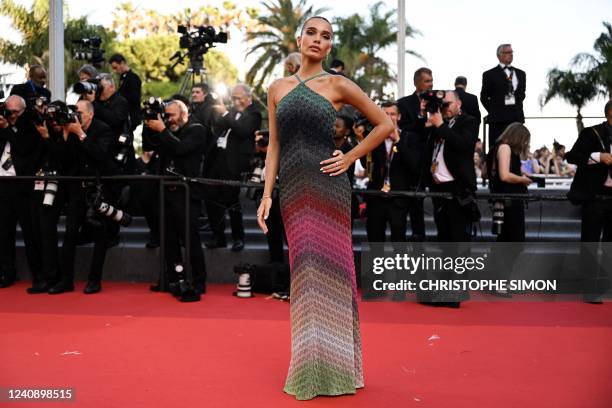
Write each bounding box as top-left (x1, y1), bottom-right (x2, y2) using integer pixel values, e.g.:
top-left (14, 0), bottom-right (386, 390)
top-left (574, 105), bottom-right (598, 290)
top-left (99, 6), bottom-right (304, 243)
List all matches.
top-left (57, 118), bottom-right (116, 285)
top-left (480, 65), bottom-right (526, 150)
top-left (207, 104), bottom-right (262, 244)
top-left (10, 81), bottom-right (51, 103)
top-left (426, 113), bottom-right (479, 242)
top-left (455, 87), bottom-right (481, 135)
top-left (395, 92), bottom-right (427, 239)
top-left (117, 69), bottom-right (142, 131)
top-left (0, 112), bottom-right (43, 286)
top-left (147, 119), bottom-right (209, 289)
top-left (565, 121), bottom-right (612, 300)
top-left (361, 136), bottom-right (413, 242)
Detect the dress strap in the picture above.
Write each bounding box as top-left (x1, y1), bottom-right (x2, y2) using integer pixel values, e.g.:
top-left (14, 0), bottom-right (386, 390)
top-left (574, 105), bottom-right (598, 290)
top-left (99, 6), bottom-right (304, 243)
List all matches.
top-left (295, 72), bottom-right (329, 84)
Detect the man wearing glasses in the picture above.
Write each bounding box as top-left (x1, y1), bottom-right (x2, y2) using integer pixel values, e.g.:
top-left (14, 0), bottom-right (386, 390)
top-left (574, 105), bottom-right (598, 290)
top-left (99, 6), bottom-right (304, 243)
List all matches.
top-left (480, 44), bottom-right (527, 151)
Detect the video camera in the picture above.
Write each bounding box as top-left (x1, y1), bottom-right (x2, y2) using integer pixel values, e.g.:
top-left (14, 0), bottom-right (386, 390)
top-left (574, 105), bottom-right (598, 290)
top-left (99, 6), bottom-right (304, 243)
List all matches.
top-left (178, 25), bottom-right (227, 51)
top-left (72, 37), bottom-right (105, 68)
top-left (419, 90), bottom-right (446, 114)
top-left (142, 97), bottom-right (168, 121)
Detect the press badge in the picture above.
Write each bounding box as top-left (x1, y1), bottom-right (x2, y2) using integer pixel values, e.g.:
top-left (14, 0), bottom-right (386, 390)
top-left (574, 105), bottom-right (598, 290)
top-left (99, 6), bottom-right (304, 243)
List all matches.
top-left (216, 134), bottom-right (228, 149)
top-left (504, 94), bottom-right (516, 105)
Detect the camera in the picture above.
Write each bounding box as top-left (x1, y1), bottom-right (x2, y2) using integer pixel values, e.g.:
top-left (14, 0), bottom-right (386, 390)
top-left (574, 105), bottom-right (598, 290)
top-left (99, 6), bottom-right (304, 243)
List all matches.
top-left (73, 76), bottom-right (102, 96)
top-left (178, 25), bottom-right (227, 50)
top-left (527, 174), bottom-right (546, 188)
top-left (30, 97), bottom-right (49, 125)
top-left (85, 183), bottom-right (132, 227)
top-left (0, 102), bottom-right (10, 119)
top-left (256, 130), bottom-right (269, 148)
top-left (46, 102), bottom-right (78, 125)
top-left (114, 132), bottom-right (133, 165)
top-left (142, 97), bottom-right (168, 121)
top-left (419, 90), bottom-right (446, 113)
top-left (72, 37), bottom-right (105, 68)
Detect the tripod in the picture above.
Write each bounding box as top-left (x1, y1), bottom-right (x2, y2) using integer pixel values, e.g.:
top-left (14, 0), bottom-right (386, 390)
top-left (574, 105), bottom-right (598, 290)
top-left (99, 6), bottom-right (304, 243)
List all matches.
top-left (170, 49), bottom-right (209, 96)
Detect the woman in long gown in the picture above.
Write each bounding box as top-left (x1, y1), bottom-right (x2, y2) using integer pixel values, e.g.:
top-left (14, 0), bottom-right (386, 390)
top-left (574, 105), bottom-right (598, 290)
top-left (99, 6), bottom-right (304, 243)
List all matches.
top-left (257, 16), bottom-right (393, 401)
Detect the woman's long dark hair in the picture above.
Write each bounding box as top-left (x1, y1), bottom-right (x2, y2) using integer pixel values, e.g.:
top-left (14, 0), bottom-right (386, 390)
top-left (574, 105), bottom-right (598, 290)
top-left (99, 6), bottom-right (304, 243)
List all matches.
top-left (496, 122), bottom-right (531, 160)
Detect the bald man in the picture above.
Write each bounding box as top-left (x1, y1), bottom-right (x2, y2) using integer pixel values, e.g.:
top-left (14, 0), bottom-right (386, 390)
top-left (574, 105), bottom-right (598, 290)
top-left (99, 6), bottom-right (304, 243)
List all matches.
top-left (145, 99), bottom-right (210, 300)
top-left (0, 95), bottom-right (43, 288)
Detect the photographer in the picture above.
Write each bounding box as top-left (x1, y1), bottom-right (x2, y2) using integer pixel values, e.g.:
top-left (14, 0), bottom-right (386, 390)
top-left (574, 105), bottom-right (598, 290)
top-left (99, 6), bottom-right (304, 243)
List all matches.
top-left (29, 101), bottom-right (77, 293)
top-left (487, 123), bottom-right (532, 242)
top-left (395, 67), bottom-right (433, 241)
top-left (109, 54), bottom-right (142, 131)
top-left (206, 84), bottom-right (262, 251)
top-left (0, 95), bottom-right (43, 289)
top-left (566, 100), bottom-right (612, 303)
top-left (10, 64), bottom-right (51, 102)
top-left (144, 100), bottom-right (208, 299)
top-left (49, 100), bottom-right (116, 295)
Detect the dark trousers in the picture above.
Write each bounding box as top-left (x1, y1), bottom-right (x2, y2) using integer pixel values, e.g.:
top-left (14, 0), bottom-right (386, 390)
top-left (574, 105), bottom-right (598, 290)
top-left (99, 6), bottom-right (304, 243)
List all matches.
top-left (266, 195), bottom-right (286, 263)
top-left (206, 185), bottom-right (245, 242)
top-left (31, 189), bottom-right (62, 284)
top-left (497, 200), bottom-right (526, 242)
top-left (431, 183), bottom-right (472, 243)
top-left (407, 197), bottom-right (426, 238)
top-left (132, 173), bottom-right (160, 243)
top-left (366, 197), bottom-right (409, 242)
top-left (59, 182), bottom-right (110, 282)
top-left (580, 194), bottom-right (612, 300)
top-left (164, 190), bottom-right (206, 285)
top-left (487, 122), bottom-right (512, 152)
top-left (0, 182), bottom-right (42, 281)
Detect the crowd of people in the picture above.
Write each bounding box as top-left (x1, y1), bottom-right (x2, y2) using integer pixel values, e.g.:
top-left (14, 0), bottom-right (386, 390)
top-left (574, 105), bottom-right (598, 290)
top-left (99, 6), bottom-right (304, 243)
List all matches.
top-left (0, 42), bottom-right (610, 305)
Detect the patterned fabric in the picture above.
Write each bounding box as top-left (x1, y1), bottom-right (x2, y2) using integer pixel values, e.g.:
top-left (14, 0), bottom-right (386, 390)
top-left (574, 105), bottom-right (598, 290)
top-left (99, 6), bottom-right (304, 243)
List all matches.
top-left (276, 73), bottom-right (364, 400)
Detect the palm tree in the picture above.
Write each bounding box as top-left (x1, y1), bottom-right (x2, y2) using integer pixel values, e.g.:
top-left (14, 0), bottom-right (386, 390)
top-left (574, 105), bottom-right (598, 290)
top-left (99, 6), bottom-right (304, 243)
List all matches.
top-left (332, 1), bottom-right (422, 100)
top-left (540, 69), bottom-right (600, 133)
top-left (245, 0), bottom-right (328, 91)
top-left (571, 21), bottom-right (612, 97)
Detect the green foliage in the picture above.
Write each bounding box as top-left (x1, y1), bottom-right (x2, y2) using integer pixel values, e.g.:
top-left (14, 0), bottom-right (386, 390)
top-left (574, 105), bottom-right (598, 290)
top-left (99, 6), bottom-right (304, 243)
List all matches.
top-left (571, 21), bottom-right (612, 97)
top-left (245, 0), bottom-right (328, 91)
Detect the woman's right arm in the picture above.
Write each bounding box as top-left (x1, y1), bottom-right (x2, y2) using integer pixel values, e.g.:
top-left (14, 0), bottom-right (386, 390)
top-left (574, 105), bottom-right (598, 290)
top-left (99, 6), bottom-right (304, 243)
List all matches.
top-left (257, 80), bottom-right (282, 233)
top-left (497, 144), bottom-right (531, 185)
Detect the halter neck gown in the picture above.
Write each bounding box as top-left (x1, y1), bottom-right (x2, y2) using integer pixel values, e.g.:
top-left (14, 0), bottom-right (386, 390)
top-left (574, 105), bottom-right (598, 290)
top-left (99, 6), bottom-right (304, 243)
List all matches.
top-left (275, 72), bottom-right (364, 400)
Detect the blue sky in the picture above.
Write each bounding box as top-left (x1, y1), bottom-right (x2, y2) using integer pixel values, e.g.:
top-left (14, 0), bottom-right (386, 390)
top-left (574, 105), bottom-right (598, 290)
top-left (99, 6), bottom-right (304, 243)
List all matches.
top-left (1, 0), bottom-right (610, 147)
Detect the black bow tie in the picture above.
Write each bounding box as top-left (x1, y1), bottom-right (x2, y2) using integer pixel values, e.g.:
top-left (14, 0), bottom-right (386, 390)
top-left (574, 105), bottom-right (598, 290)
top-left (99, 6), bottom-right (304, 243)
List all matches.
top-left (502, 65), bottom-right (514, 71)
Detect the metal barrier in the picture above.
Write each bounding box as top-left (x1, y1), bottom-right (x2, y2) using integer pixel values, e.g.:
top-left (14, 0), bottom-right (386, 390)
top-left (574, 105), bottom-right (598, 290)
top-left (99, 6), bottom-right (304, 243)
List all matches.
top-left (1, 174), bottom-right (609, 287)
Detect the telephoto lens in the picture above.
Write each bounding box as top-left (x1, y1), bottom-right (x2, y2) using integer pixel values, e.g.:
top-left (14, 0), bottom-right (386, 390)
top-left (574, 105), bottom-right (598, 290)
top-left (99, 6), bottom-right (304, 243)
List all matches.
top-left (491, 201), bottom-right (505, 235)
top-left (43, 180), bottom-right (59, 206)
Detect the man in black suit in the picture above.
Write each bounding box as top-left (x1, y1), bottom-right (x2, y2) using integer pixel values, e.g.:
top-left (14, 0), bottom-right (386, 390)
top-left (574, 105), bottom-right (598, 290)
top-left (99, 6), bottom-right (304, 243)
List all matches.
top-left (0, 95), bottom-right (43, 288)
top-left (10, 65), bottom-right (51, 104)
top-left (566, 100), bottom-right (612, 303)
top-left (109, 53), bottom-right (142, 132)
top-left (454, 76), bottom-right (481, 136)
top-left (361, 102), bottom-right (412, 242)
top-left (145, 100), bottom-right (210, 300)
top-left (480, 44), bottom-right (526, 151)
top-left (395, 67), bottom-right (433, 241)
top-left (48, 100), bottom-right (116, 294)
top-left (206, 84), bottom-right (261, 251)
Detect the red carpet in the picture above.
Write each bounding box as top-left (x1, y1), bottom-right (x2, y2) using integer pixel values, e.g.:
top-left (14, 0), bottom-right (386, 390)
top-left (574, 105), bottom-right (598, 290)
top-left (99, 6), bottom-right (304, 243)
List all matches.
top-left (1, 282), bottom-right (610, 407)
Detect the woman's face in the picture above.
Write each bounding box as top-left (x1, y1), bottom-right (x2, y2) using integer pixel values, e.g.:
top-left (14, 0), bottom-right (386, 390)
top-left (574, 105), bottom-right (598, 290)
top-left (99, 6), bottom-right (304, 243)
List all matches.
top-left (298, 18), bottom-right (333, 61)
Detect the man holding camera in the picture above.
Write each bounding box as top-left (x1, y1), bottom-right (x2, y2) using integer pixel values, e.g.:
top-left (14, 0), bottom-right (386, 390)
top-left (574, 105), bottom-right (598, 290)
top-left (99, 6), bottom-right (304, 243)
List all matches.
top-left (109, 54), bottom-right (142, 132)
top-left (48, 100), bottom-right (116, 294)
top-left (395, 68), bottom-right (433, 241)
top-left (566, 100), bottom-right (612, 303)
top-left (145, 100), bottom-right (209, 299)
top-left (206, 84), bottom-right (261, 251)
top-left (0, 95), bottom-right (43, 288)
